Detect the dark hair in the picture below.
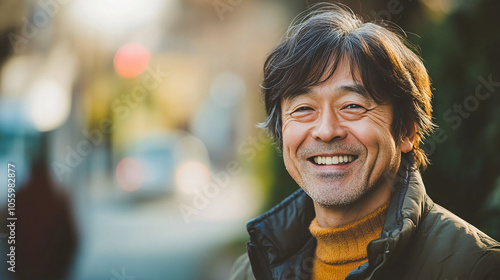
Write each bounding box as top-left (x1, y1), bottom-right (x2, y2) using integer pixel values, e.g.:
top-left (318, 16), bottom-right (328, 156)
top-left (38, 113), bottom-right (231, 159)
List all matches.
top-left (260, 3), bottom-right (435, 169)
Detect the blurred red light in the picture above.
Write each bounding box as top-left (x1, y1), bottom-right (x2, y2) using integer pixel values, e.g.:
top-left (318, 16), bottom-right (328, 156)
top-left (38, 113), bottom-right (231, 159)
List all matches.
top-left (113, 42), bottom-right (150, 78)
top-left (116, 157), bottom-right (143, 192)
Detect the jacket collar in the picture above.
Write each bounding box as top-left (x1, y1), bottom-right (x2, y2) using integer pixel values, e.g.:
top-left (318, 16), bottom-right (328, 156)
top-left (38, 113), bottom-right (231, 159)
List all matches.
top-left (247, 188), bottom-right (316, 279)
top-left (353, 165), bottom-right (434, 278)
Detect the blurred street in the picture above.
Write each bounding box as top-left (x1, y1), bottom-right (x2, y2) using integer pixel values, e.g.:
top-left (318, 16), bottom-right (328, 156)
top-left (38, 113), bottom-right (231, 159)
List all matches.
top-left (69, 196), bottom-right (246, 280)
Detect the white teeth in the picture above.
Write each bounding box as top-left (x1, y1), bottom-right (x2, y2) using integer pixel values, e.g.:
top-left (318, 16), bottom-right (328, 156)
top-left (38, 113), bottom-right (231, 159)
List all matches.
top-left (332, 156), bottom-right (338, 164)
top-left (313, 155), bottom-right (356, 165)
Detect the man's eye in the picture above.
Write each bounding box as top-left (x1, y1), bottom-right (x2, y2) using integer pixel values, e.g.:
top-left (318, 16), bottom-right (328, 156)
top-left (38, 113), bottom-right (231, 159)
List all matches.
top-left (344, 104), bottom-right (364, 109)
top-left (293, 106), bottom-right (313, 113)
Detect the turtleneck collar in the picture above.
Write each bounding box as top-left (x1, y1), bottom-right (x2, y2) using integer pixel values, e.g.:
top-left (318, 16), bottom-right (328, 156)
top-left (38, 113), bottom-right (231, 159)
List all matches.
top-left (309, 201), bottom-right (390, 265)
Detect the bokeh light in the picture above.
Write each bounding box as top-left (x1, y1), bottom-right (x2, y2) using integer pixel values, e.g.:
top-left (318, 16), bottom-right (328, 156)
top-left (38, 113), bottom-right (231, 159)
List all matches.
top-left (25, 79), bottom-right (71, 132)
top-left (1, 56), bottom-right (36, 96)
top-left (113, 42), bottom-right (151, 78)
top-left (175, 161), bottom-right (211, 194)
top-left (68, 0), bottom-right (169, 37)
top-left (116, 157), bottom-right (144, 192)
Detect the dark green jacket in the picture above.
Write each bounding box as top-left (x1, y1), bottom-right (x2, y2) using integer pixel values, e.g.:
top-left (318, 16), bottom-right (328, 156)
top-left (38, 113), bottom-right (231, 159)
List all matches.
top-left (229, 167), bottom-right (500, 280)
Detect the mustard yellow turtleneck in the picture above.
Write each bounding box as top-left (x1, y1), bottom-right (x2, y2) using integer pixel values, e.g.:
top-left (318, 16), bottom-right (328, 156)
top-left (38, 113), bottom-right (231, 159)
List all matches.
top-left (308, 202), bottom-right (390, 280)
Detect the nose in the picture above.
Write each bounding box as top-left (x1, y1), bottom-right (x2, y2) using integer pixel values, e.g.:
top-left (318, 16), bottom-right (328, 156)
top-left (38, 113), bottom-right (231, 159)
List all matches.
top-left (311, 109), bottom-right (347, 142)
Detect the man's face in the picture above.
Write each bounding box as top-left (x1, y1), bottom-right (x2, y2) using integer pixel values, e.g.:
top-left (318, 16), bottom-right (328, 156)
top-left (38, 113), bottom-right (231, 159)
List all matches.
top-left (281, 61), bottom-right (412, 208)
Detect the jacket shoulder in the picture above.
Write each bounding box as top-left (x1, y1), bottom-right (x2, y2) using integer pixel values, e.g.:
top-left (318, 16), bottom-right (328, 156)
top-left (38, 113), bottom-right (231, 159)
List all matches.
top-left (423, 203), bottom-right (500, 249)
top-left (229, 253), bottom-right (256, 280)
top-left (406, 203), bottom-right (500, 278)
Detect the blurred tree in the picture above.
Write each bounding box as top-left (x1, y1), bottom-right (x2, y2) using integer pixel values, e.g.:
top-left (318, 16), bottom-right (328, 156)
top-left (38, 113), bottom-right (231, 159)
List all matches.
top-left (418, 0), bottom-right (500, 239)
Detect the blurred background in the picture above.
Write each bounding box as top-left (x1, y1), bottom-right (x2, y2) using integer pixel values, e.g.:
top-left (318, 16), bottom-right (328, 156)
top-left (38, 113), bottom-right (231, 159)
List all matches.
top-left (0, 0), bottom-right (499, 279)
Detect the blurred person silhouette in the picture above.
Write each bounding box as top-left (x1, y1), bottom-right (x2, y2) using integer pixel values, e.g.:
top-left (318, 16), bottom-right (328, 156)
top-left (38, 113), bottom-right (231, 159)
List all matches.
top-left (0, 4), bottom-right (77, 279)
top-left (230, 3), bottom-right (500, 280)
top-left (5, 133), bottom-right (78, 280)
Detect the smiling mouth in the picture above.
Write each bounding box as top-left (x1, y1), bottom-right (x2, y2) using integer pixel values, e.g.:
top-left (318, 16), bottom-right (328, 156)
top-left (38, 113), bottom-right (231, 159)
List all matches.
top-left (310, 155), bottom-right (358, 165)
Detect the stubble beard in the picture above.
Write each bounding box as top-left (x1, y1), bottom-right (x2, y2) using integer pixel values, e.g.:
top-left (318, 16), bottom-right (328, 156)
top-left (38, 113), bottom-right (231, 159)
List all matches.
top-left (300, 168), bottom-right (373, 208)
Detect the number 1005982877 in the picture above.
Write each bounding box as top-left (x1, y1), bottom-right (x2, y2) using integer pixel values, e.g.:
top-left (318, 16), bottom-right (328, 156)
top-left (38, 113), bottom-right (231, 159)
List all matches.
top-left (7, 163), bottom-right (16, 216)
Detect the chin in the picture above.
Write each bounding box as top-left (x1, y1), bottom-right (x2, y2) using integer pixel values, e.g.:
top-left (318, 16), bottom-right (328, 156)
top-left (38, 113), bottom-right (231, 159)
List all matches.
top-left (304, 184), bottom-right (368, 208)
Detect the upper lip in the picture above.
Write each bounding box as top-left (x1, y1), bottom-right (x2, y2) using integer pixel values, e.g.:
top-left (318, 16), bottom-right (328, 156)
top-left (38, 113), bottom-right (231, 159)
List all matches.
top-left (310, 153), bottom-right (356, 157)
top-left (307, 153), bottom-right (358, 159)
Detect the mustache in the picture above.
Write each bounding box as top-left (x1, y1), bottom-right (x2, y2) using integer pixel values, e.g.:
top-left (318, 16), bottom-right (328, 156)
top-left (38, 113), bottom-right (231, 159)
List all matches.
top-left (298, 142), bottom-right (363, 157)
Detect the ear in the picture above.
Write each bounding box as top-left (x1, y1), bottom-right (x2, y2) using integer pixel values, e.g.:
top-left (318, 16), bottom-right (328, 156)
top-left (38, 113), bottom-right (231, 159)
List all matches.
top-left (400, 123), bottom-right (416, 153)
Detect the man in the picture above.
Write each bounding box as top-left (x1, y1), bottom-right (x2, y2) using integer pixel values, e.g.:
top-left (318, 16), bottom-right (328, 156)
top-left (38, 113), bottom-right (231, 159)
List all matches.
top-left (230, 3), bottom-right (500, 280)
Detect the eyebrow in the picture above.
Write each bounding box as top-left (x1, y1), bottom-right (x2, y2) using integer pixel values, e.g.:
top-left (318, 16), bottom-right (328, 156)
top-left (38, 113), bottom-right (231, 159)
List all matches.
top-left (337, 84), bottom-right (369, 97)
top-left (286, 83), bottom-right (370, 100)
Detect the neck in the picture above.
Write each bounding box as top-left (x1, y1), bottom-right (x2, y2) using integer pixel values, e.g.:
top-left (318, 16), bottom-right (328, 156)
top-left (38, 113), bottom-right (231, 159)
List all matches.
top-left (313, 178), bottom-right (393, 228)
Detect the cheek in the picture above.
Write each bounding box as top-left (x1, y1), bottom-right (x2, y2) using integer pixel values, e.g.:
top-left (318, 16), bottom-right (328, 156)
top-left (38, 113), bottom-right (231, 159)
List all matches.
top-left (282, 122), bottom-right (310, 180)
top-left (282, 122), bottom-right (309, 153)
top-left (349, 121), bottom-right (396, 155)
